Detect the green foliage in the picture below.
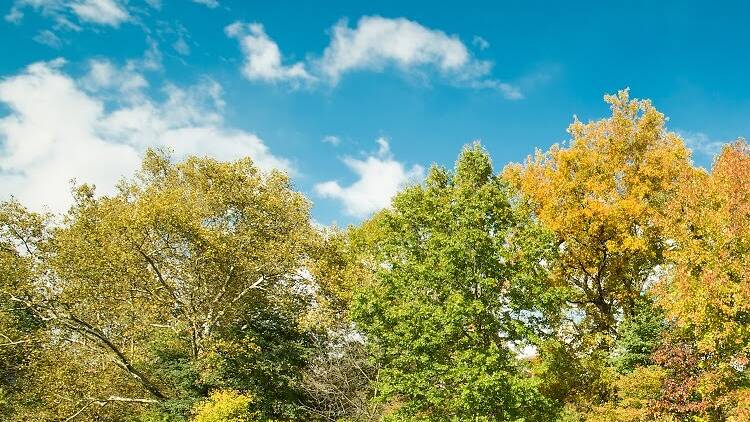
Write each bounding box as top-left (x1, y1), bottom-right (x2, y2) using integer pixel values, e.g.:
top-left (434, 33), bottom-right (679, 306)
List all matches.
top-left (352, 144), bottom-right (559, 420)
top-left (0, 201), bottom-right (49, 421)
top-left (198, 303), bottom-right (315, 419)
top-left (4, 92), bottom-right (750, 422)
top-left (533, 340), bottom-right (614, 417)
top-left (611, 297), bottom-right (665, 373)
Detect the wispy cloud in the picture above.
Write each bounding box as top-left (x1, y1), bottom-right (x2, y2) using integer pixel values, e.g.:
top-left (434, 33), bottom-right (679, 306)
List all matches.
top-left (192, 0), bottom-right (219, 8)
top-left (4, 6), bottom-right (23, 23)
top-left (679, 130), bottom-right (730, 158)
top-left (7, 0), bottom-right (130, 28)
top-left (33, 30), bottom-right (63, 49)
top-left (322, 135), bottom-right (341, 146)
top-left (472, 35), bottom-right (490, 50)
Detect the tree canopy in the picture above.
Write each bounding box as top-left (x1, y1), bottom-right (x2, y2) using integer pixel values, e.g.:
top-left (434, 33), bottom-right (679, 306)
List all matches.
top-left (504, 89), bottom-right (691, 340)
top-left (352, 144), bottom-right (558, 420)
top-left (2, 91), bottom-right (749, 422)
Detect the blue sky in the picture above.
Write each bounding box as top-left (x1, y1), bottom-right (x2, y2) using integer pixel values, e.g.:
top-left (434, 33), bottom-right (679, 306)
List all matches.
top-left (1, 0), bottom-right (748, 225)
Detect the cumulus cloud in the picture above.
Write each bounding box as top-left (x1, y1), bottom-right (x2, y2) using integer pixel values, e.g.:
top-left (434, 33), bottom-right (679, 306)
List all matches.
top-left (319, 16), bottom-right (485, 83)
top-left (225, 22), bottom-right (314, 85)
top-left (79, 39), bottom-right (161, 98)
top-left (314, 137), bottom-right (424, 217)
top-left (81, 59), bottom-right (148, 94)
top-left (7, 0), bottom-right (129, 27)
top-left (0, 58), bottom-right (291, 213)
top-left (226, 16), bottom-right (521, 98)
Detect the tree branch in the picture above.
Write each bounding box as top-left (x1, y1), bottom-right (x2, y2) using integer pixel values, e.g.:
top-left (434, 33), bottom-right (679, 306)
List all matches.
top-left (63, 314), bottom-right (168, 400)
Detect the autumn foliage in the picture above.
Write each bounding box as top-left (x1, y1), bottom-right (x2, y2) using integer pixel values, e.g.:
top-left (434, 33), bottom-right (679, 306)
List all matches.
top-left (2, 90), bottom-right (750, 421)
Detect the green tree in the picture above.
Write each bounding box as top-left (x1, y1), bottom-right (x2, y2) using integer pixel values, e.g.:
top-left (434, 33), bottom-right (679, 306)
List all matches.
top-left (610, 296), bottom-right (665, 374)
top-left (352, 144), bottom-right (560, 421)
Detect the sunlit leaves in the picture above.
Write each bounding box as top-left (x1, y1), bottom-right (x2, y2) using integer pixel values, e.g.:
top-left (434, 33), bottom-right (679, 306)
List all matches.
top-left (352, 144), bottom-right (558, 420)
top-left (504, 89), bottom-right (692, 338)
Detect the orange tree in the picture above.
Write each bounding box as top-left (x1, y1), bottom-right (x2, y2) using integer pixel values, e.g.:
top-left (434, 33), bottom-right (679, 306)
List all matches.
top-left (659, 141), bottom-right (750, 420)
top-left (504, 89), bottom-right (691, 341)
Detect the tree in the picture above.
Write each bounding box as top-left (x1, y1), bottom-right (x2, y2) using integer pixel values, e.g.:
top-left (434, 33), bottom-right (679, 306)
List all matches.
top-left (583, 364), bottom-right (666, 422)
top-left (0, 201), bottom-right (48, 420)
top-left (649, 331), bottom-right (716, 420)
top-left (300, 224), bottom-right (386, 421)
top-left (658, 141), bottom-right (750, 419)
top-left (504, 89), bottom-right (692, 340)
top-left (2, 150), bottom-right (319, 420)
top-left (352, 144), bottom-right (559, 420)
top-left (610, 296), bottom-right (665, 374)
top-left (300, 335), bottom-right (382, 421)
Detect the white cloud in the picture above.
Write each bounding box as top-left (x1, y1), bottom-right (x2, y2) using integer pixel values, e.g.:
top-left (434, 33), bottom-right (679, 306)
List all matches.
top-left (70, 0), bottom-right (129, 26)
top-left (0, 59), bottom-right (291, 213)
top-left (138, 38), bottom-right (163, 71)
top-left (322, 135), bottom-right (341, 146)
top-left (6, 0), bottom-right (64, 25)
top-left (192, 0), bottom-right (219, 8)
top-left (472, 79), bottom-right (524, 100)
top-left (173, 37), bottom-right (190, 55)
top-left (225, 22), bottom-right (314, 85)
top-left (4, 6), bottom-right (23, 23)
top-left (679, 131), bottom-right (729, 158)
top-left (472, 35), bottom-right (490, 50)
top-left (7, 0), bottom-right (129, 27)
top-left (319, 16), bottom-right (483, 83)
top-left (79, 40), bottom-right (161, 100)
top-left (314, 137), bottom-right (424, 217)
top-left (33, 29), bottom-right (63, 48)
top-left (81, 59), bottom-right (148, 94)
top-left (226, 16), bottom-right (522, 98)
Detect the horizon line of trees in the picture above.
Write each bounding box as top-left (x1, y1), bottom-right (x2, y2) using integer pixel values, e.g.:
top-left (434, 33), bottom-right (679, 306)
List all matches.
top-left (2, 89), bottom-right (750, 421)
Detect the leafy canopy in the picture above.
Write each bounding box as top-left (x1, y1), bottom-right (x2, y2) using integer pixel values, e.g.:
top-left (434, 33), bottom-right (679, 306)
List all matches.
top-left (1, 150), bottom-right (318, 420)
top-left (353, 144), bottom-right (558, 421)
top-left (504, 89), bottom-right (691, 339)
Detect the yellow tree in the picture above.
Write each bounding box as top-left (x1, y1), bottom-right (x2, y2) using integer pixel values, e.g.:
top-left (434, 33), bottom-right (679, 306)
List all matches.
top-left (504, 89), bottom-right (691, 339)
top-left (2, 150), bottom-right (319, 420)
top-left (659, 141), bottom-right (750, 420)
